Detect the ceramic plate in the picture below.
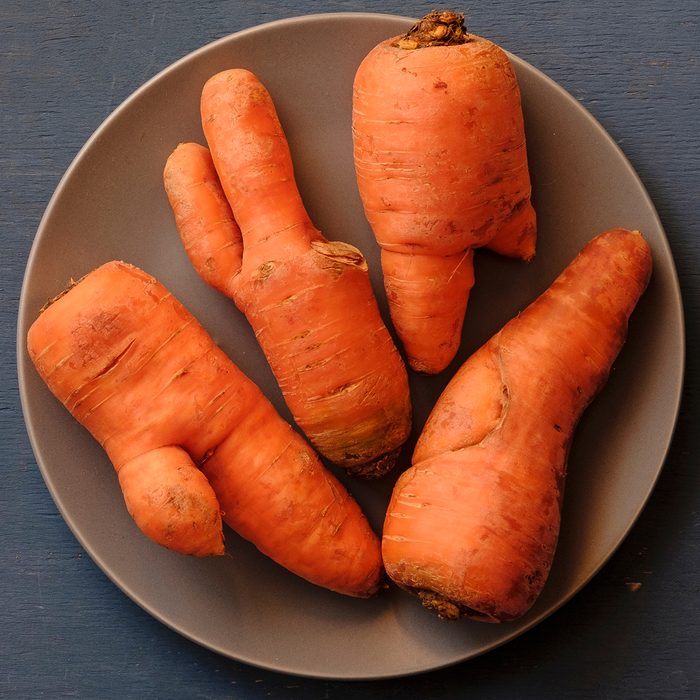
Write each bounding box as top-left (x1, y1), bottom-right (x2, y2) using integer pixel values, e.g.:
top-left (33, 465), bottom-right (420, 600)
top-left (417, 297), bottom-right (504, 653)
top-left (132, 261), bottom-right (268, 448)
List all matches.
top-left (17, 13), bottom-right (684, 680)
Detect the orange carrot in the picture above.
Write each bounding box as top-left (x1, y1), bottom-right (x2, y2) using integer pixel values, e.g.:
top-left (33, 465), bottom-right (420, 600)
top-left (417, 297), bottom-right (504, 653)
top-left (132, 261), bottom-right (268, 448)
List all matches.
top-left (164, 68), bottom-right (412, 478)
top-left (161, 141), bottom-right (243, 298)
top-left (382, 229), bottom-right (652, 621)
top-left (352, 10), bottom-right (536, 374)
top-left (27, 261), bottom-right (382, 597)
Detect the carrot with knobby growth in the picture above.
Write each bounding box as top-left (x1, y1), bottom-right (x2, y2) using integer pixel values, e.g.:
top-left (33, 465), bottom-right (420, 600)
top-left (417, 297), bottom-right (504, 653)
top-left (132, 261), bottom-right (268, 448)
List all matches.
top-left (163, 69), bottom-right (412, 478)
top-left (382, 229), bottom-right (652, 621)
top-left (352, 10), bottom-right (537, 374)
top-left (27, 261), bottom-right (382, 597)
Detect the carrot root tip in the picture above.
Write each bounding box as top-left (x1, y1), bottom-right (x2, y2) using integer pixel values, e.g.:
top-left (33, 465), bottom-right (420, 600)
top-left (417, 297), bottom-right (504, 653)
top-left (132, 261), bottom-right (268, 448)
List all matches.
top-left (344, 446), bottom-right (402, 479)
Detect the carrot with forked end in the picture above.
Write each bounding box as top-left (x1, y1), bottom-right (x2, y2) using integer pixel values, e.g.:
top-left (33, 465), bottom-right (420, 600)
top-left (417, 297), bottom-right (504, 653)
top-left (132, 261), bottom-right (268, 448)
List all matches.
top-left (164, 69), bottom-right (412, 478)
top-left (382, 228), bottom-right (652, 621)
top-left (352, 10), bottom-right (537, 373)
top-left (27, 261), bottom-right (382, 597)
top-left (28, 267), bottom-right (226, 558)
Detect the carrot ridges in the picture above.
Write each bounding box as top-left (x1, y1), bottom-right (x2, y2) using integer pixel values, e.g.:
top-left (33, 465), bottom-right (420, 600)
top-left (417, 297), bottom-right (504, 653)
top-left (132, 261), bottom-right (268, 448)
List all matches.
top-left (27, 261), bottom-right (383, 596)
top-left (164, 68), bottom-right (412, 477)
top-left (382, 229), bottom-right (652, 621)
top-left (353, 16), bottom-right (537, 373)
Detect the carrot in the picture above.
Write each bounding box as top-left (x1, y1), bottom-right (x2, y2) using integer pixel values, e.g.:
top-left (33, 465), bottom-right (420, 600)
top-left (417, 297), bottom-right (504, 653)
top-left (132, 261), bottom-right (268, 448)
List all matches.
top-left (27, 261), bottom-right (382, 597)
top-left (382, 229), bottom-right (652, 621)
top-left (352, 10), bottom-right (536, 374)
top-left (161, 141), bottom-right (243, 298)
top-left (163, 68), bottom-right (412, 478)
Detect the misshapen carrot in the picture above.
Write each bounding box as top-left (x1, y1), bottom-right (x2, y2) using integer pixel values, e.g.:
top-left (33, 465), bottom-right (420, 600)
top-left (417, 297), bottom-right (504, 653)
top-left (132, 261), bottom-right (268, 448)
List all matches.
top-left (27, 262), bottom-right (382, 597)
top-left (164, 69), bottom-right (412, 478)
top-left (382, 229), bottom-right (652, 621)
top-left (352, 11), bottom-right (536, 374)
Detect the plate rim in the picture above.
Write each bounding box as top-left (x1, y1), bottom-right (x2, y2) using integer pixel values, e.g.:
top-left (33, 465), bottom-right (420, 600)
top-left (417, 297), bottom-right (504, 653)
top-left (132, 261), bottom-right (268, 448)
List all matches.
top-left (16, 11), bottom-right (686, 680)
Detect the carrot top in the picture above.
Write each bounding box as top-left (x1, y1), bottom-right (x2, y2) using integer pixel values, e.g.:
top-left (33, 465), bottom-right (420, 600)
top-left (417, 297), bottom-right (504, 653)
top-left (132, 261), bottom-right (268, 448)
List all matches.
top-left (393, 10), bottom-right (470, 50)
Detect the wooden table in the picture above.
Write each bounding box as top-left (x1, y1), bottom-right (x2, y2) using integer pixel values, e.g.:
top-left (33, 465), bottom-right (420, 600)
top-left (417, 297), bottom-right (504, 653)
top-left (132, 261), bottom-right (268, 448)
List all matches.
top-left (3, 1), bottom-right (698, 697)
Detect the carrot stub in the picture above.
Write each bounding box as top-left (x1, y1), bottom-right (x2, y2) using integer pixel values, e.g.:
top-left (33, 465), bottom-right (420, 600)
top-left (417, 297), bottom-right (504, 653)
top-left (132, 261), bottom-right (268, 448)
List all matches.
top-left (164, 69), bottom-right (412, 478)
top-left (27, 262), bottom-right (382, 597)
top-left (382, 229), bottom-right (652, 621)
top-left (352, 10), bottom-right (537, 373)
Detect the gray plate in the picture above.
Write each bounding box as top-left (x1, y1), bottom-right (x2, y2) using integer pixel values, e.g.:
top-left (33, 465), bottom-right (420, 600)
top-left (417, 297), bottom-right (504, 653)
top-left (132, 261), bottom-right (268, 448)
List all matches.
top-left (17, 13), bottom-right (684, 680)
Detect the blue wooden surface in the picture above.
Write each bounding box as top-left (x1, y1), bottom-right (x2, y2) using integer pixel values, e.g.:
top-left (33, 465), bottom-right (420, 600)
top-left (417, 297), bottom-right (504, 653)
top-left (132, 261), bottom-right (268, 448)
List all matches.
top-left (2, 0), bottom-right (698, 697)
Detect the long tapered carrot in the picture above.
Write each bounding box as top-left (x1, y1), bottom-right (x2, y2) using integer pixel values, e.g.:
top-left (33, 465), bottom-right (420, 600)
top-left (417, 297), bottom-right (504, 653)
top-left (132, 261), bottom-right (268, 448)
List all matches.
top-left (352, 10), bottom-right (536, 374)
top-left (382, 229), bottom-right (652, 621)
top-left (27, 261), bottom-right (382, 596)
top-left (164, 68), bottom-right (412, 478)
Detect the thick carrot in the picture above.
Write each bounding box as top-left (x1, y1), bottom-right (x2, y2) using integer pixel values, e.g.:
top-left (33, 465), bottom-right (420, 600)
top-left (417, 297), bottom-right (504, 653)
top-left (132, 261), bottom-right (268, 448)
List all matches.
top-left (27, 261), bottom-right (382, 597)
top-left (352, 10), bottom-right (536, 374)
top-left (164, 68), bottom-right (412, 478)
top-left (382, 229), bottom-right (652, 621)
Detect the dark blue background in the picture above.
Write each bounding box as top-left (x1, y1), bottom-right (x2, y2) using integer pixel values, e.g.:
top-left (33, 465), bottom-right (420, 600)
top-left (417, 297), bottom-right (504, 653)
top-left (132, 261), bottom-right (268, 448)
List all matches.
top-left (3, 1), bottom-right (698, 697)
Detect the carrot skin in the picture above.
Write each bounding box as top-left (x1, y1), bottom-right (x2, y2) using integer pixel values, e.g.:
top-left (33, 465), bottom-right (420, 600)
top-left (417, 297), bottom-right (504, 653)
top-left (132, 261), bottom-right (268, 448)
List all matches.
top-left (119, 446), bottom-right (225, 556)
top-left (200, 70), bottom-right (313, 258)
top-left (203, 399), bottom-right (382, 596)
top-left (382, 229), bottom-right (652, 621)
top-left (164, 68), bottom-right (412, 477)
top-left (163, 142), bottom-right (243, 298)
top-left (381, 248), bottom-right (475, 374)
top-left (484, 199), bottom-right (537, 261)
top-left (27, 262), bottom-right (382, 596)
top-left (353, 15), bottom-right (536, 373)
